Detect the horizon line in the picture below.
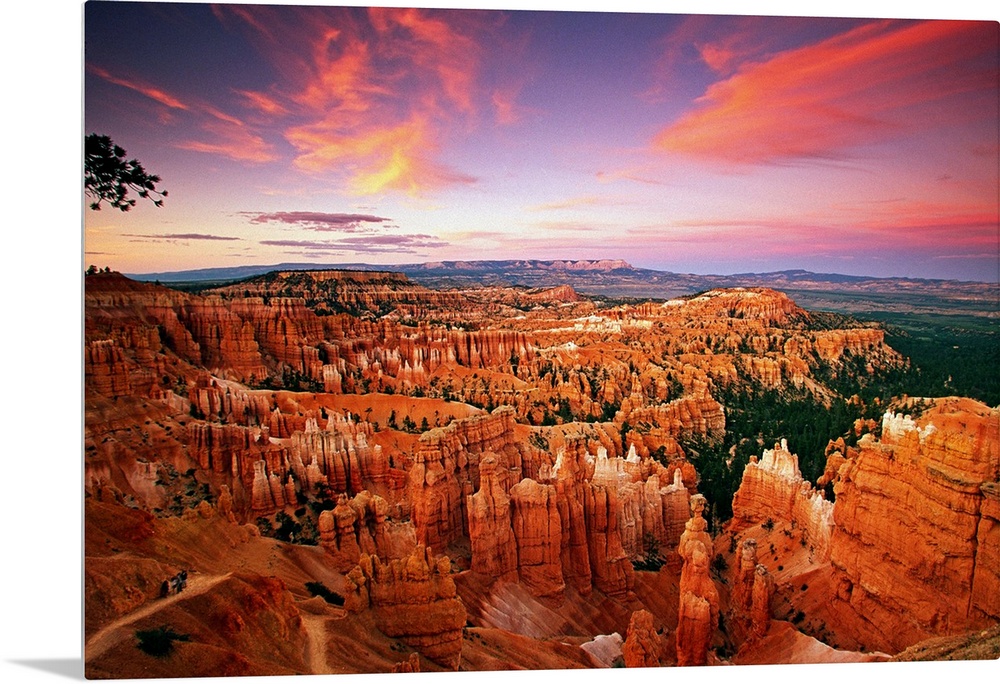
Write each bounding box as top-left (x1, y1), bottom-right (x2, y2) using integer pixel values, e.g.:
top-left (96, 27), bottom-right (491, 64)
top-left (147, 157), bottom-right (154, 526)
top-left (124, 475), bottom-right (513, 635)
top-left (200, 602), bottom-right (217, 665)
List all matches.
top-left (111, 258), bottom-right (1000, 286)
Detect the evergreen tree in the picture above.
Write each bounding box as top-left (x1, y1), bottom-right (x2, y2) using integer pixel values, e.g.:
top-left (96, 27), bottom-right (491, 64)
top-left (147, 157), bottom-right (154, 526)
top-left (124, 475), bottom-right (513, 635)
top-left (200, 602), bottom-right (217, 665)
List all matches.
top-left (85, 134), bottom-right (167, 211)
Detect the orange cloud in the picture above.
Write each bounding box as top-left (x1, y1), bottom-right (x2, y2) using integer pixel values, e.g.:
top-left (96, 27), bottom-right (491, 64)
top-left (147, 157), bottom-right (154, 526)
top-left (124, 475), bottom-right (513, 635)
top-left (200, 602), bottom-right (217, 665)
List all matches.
top-left (654, 20), bottom-right (998, 165)
top-left (294, 30), bottom-right (384, 117)
top-left (287, 9), bottom-right (483, 193)
top-left (201, 105), bottom-right (245, 129)
top-left (287, 115), bottom-right (474, 195)
top-left (529, 196), bottom-right (608, 212)
top-left (219, 6), bottom-right (488, 196)
top-left (235, 89), bottom-right (289, 117)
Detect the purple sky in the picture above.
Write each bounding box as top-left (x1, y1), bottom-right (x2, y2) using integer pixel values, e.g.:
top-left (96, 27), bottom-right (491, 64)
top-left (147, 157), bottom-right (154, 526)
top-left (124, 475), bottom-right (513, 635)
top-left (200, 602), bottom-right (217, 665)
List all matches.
top-left (82, 1), bottom-right (999, 281)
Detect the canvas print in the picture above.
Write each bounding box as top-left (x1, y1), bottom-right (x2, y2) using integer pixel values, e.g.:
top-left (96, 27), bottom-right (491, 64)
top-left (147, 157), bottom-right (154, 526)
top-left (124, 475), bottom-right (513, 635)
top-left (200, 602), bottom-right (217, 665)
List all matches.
top-left (83, 1), bottom-right (999, 679)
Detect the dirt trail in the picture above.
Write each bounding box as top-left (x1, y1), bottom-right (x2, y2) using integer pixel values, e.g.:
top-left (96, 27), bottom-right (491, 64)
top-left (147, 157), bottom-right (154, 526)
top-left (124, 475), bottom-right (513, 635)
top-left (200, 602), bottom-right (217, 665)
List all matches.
top-left (301, 613), bottom-right (334, 674)
top-left (85, 572), bottom-right (233, 662)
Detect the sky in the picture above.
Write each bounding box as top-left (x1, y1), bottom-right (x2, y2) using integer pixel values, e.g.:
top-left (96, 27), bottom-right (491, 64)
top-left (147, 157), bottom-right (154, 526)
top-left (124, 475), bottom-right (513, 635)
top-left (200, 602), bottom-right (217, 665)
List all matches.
top-left (82, 1), bottom-right (1000, 281)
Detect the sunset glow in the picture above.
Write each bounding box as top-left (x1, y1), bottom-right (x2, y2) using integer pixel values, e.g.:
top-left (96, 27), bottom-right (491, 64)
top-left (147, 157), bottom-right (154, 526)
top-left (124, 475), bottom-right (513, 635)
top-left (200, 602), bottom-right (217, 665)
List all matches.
top-left (83, 2), bottom-right (1000, 281)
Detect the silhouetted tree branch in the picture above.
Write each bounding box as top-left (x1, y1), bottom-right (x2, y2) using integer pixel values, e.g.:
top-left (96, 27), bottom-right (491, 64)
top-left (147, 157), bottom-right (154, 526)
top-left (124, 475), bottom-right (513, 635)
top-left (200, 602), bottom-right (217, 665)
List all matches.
top-left (84, 134), bottom-right (168, 211)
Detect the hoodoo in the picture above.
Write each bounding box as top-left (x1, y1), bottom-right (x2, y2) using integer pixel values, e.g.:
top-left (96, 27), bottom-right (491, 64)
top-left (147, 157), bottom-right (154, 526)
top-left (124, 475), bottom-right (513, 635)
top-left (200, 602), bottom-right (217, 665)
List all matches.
top-left (676, 495), bottom-right (720, 666)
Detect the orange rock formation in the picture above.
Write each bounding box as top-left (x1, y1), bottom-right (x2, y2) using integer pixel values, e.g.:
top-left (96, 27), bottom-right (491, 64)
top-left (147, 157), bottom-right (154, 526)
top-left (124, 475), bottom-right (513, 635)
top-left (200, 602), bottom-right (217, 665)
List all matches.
top-left (828, 398), bottom-right (1000, 652)
top-left (467, 455), bottom-right (519, 582)
top-left (345, 545), bottom-right (466, 669)
top-left (510, 478), bottom-right (566, 597)
top-left (87, 268), bottom-right (962, 676)
top-left (731, 438), bottom-right (834, 561)
top-left (676, 495), bottom-right (720, 666)
top-left (622, 609), bottom-right (661, 667)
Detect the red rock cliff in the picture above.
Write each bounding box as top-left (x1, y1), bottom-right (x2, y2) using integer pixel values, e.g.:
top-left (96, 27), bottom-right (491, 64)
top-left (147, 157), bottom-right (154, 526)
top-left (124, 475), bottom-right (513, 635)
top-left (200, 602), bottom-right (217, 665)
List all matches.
top-left (828, 398), bottom-right (1000, 652)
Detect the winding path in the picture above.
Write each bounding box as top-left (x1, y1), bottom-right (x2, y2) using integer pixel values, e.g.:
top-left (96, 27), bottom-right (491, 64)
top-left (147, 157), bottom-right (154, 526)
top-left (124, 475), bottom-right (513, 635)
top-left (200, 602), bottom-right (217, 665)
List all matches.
top-left (301, 614), bottom-right (334, 674)
top-left (85, 572), bottom-right (233, 661)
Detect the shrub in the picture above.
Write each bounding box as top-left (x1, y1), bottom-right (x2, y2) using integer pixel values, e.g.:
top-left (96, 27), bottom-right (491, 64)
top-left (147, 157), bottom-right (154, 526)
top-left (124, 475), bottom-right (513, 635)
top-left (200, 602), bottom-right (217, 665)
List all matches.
top-left (274, 511), bottom-right (302, 542)
top-left (135, 625), bottom-right (189, 657)
top-left (712, 553), bottom-right (729, 573)
top-left (632, 532), bottom-right (665, 571)
top-left (255, 516), bottom-right (274, 536)
top-left (528, 432), bottom-right (550, 452)
top-left (305, 581), bottom-right (345, 606)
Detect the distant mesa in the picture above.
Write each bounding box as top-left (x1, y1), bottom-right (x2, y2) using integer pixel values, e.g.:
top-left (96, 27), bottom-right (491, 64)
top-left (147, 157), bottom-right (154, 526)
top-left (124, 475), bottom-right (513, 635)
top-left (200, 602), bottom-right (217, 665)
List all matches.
top-left (410, 259), bottom-right (632, 272)
top-left (126, 259), bottom-right (635, 283)
top-left (120, 259), bottom-right (997, 325)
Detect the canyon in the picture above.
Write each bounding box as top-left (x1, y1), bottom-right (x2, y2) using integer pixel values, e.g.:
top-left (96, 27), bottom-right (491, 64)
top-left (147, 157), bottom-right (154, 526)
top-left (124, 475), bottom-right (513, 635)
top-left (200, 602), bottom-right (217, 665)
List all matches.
top-left (83, 267), bottom-right (999, 677)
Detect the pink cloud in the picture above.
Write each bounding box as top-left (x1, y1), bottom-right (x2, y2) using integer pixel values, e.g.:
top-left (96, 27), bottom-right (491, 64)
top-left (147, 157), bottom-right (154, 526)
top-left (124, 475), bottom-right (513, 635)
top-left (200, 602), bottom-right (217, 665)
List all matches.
top-left (243, 211), bottom-right (391, 232)
top-left (260, 233), bottom-right (448, 255)
top-left (654, 20), bottom-right (998, 165)
top-left (595, 168), bottom-right (671, 187)
top-left (122, 233), bottom-right (240, 242)
top-left (176, 120), bottom-right (278, 163)
top-left (697, 43), bottom-right (738, 73)
top-left (491, 87), bottom-right (523, 125)
top-left (369, 7), bottom-right (480, 115)
top-left (853, 204), bottom-right (998, 249)
top-left (90, 64), bottom-right (277, 164)
top-left (490, 74), bottom-right (542, 127)
top-left (623, 195), bottom-right (998, 264)
top-left (88, 65), bottom-right (190, 111)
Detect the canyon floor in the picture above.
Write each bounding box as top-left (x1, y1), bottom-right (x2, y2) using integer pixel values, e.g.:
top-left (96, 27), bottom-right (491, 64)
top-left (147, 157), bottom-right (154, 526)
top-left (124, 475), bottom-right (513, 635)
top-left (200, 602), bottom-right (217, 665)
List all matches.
top-left (82, 263), bottom-right (999, 678)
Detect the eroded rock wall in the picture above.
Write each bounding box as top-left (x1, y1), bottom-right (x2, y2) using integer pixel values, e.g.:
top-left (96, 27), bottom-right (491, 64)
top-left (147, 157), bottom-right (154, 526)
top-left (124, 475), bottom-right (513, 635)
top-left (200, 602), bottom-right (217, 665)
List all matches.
top-left (345, 546), bottom-right (466, 669)
top-left (410, 407), bottom-right (524, 551)
top-left (510, 478), bottom-right (565, 596)
top-left (731, 439), bottom-right (834, 561)
top-left (828, 399), bottom-right (1000, 652)
top-left (319, 491), bottom-right (416, 572)
top-left (467, 456), bottom-right (518, 582)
